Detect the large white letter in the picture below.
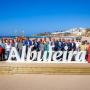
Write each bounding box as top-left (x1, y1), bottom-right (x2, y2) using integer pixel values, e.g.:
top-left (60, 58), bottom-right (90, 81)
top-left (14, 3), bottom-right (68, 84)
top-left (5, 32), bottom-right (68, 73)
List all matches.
top-left (37, 51), bottom-right (42, 62)
top-left (68, 51), bottom-right (77, 62)
top-left (53, 51), bottom-right (62, 62)
top-left (21, 46), bottom-right (26, 61)
top-left (75, 51), bottom-right (87, 63)
top-left (62, 51), bottom-right (68, 62)
top-left (8, 47), bottom-right (20, 62)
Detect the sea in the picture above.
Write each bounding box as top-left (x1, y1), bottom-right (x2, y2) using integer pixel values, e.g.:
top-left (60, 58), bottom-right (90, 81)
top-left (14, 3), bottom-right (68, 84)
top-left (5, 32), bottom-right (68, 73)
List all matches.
top-left (0, 36), bottom-right (48, 39)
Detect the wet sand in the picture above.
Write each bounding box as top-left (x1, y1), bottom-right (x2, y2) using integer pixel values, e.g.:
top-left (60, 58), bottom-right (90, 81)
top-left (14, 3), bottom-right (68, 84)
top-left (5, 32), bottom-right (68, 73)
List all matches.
top-left (0, 74), bottom-right (90, 90)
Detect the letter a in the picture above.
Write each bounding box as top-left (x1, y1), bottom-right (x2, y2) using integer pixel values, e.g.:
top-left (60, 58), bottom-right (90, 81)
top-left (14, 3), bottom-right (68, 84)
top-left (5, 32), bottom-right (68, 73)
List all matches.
top-left (8, 47), bottom-right (21, 62)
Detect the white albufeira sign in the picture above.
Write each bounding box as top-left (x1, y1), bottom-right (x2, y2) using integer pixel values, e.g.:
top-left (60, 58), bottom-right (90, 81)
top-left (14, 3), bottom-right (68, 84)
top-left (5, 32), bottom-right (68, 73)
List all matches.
top-left (7, 46), bottom-right (88, 63)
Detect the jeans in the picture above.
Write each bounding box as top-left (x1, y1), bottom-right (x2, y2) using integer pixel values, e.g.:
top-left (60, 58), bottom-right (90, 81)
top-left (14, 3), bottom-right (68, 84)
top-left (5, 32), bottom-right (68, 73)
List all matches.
top-left (6, 51), bottom-right (10, 59)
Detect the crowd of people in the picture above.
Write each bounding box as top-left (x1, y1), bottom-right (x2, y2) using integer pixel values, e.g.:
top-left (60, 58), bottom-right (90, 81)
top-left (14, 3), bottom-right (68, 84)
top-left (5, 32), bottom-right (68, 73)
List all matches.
top-left (0, 37), bottom-right (90, 61)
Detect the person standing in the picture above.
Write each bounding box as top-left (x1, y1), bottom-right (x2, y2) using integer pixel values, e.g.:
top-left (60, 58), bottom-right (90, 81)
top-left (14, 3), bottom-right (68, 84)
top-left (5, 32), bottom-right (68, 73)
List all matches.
top-left (18, 39), bottom-right (23, 57)
top-left (0, 39), bottom-right (6, 60)
top-left (44, 39), bottom-right (49, 59)
top-left (54, 39), bottom-right (59, 51)
top-left (75, 40), bottom-right (81, 51)
top-left (23, 37), bottom-right (32, 47)
top-left (23, 37), bottom-right (32, 54)
top-left (80, 41), bottom-right (87, 51)
top-left (0, 45), bottom-right (4, 61)
top-left (5, 40), bottom-right (12, 59)
top-left (14, 39), bottom-right (19, 50)
top-left (88, 43), bottom-right (90, 63)
top-left (71, 39), bottom-right (76, 51)
top-left (39, 39), bottom-right (44, 58)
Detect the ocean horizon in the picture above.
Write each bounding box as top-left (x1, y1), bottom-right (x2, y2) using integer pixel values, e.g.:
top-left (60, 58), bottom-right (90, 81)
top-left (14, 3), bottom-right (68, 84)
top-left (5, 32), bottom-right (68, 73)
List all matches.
top-left (0, 35), bottom-right (48, 39)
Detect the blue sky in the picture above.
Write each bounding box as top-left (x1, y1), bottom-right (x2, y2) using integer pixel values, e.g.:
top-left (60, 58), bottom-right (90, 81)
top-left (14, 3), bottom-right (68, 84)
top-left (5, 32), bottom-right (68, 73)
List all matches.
top-left (0, 0), bottom-right (90, 35)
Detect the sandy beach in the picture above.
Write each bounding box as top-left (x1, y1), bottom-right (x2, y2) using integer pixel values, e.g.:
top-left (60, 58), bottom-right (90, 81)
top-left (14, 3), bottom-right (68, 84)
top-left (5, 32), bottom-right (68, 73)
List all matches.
top-left (0, 74), bottom-right (90, 90)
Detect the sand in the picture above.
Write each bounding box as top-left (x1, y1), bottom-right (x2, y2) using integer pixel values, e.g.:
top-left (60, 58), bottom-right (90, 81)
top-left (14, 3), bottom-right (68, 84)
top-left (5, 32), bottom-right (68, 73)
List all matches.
top-left (0, 74), bottom-right (90, 90)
